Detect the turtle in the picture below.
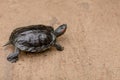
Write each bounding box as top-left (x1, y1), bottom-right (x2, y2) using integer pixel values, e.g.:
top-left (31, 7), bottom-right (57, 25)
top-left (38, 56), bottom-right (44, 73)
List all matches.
top-left (4, 24), bottom-right (67, 63)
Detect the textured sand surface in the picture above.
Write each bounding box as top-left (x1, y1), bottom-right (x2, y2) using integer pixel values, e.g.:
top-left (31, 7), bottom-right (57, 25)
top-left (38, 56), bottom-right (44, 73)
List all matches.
top-left (0, 0), bottom-right (120, 80)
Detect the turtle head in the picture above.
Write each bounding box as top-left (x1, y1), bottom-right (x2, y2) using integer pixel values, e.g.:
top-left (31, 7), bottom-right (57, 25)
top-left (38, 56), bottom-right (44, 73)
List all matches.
top-left (54, 24), bottom-right (67, 37)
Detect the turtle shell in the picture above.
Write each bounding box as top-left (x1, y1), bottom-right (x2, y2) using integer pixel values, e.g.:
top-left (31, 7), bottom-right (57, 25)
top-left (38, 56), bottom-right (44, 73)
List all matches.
top-left (9, 25), bottom-right (56, 52)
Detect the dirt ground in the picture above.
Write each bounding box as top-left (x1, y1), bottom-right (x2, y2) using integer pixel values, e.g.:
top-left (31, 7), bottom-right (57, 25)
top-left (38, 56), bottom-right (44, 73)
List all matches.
top-left (0, 0), bottom-right (120, 80)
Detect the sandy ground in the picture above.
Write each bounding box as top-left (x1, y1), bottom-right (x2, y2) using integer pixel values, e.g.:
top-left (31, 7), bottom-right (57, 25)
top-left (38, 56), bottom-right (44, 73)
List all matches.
top-left (0, 0), bottom-right (120, 80)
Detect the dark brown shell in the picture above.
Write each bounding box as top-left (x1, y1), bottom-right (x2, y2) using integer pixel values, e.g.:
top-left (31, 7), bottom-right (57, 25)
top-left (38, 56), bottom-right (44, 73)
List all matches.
top-left (9, 25), bottom-right (56, 52)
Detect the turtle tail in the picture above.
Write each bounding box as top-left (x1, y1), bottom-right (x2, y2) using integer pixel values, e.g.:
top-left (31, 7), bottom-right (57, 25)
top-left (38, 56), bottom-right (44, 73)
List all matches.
top-left (3, 41), bottom-right (11, 47)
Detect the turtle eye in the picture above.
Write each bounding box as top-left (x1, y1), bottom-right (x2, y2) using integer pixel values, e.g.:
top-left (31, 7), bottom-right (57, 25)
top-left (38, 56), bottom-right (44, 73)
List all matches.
top-left (61, 26), bottom-right (65, 30)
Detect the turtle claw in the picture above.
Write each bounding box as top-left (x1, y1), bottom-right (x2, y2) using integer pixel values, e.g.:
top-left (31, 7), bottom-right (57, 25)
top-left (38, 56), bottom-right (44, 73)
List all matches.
top-left (7, 54), bottom-right (18, 63)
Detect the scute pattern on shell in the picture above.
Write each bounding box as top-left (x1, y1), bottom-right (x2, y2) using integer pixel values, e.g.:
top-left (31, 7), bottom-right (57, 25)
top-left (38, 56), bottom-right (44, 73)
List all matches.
top-left (9, 25), bottom-right (55, 52)
top-left (9, 25), bottom-right (54, 44)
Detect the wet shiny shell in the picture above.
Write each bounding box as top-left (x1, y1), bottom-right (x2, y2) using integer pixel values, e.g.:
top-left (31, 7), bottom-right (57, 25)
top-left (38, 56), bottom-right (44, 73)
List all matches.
top-left (9, 25), bottom-right (56, 52)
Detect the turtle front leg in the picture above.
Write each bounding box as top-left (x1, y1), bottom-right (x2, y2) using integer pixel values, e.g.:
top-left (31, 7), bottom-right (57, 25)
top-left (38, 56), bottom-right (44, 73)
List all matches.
top-left (54, 42), bottom-right (64, 51)
top-left (7, 47), bottom-right (20, 63)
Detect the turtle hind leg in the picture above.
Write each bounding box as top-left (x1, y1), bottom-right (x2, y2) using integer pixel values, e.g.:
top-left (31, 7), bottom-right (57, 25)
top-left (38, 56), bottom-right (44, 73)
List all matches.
top-left (54, 42), bottom-right (64, 51)
top-left (7, 47), bottom-right (20, 63)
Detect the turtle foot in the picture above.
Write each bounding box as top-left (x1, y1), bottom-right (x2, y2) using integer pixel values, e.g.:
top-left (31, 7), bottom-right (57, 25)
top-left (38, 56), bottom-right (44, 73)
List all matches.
top-left (7, 54), bottom-right (18, 63)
